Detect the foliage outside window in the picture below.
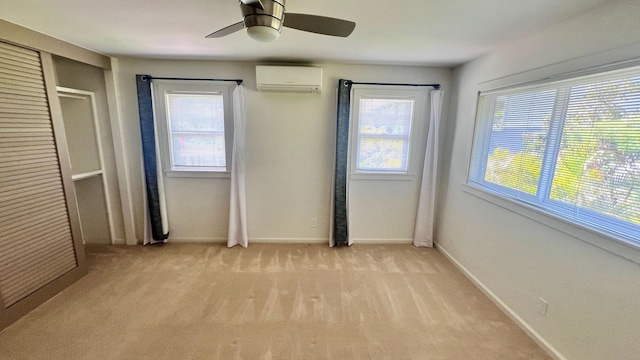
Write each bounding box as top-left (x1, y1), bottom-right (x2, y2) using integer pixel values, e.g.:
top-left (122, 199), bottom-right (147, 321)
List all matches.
top-left (469, 67), bottom-right (640, 244)
top-left (356, 97), bottom-right (415, 172)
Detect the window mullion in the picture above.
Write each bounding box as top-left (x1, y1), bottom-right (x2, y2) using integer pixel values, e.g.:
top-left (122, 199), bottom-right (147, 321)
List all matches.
top-left (537, 86), bottom-right (570, 202)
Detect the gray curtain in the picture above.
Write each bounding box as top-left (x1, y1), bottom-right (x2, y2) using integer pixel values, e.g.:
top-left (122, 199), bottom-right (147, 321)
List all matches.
top-left (330, 79), bottom-right (352, 247)
top-left (135, 74), bottom-right (169, 243)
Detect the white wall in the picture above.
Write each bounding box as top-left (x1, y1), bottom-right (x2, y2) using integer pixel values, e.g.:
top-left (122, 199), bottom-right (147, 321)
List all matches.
top-left (438, 0), bottom-right (640, 359)
top-left (112, 59), bottom-right (450, 243)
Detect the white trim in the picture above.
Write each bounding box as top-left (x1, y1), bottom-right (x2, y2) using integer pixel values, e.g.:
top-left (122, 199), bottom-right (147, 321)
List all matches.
top-left (350, 238), bottom-right (413, 244)
top-left (112, 238), bottom-right (126, 245)
top-left (162, 237), bottom-right (227, 243)
top-left (163, 238), bottom-right (331, 244)
top-left (462, 183), bottom-right (640, 264)
top-left (435, 242), bottom-right (566, 360)
top-left (57, 93), bottom-right (86, 100)
top-left (477, 45), bottom-right (640, 93)
top-left (251, 238), bottom-right (328, 244)
top-left (136, 238), bottom-right (418, 245)
top-left (71, 170), bottom-right (103, 181)
top-left (104, 59), bottom-right (137, 245)
top-left (162, 238), bottom-right (416, 245)
top-left (478, 65), bottom-right (640, 96)
top-left (165, 170), bottom-right (231, 179)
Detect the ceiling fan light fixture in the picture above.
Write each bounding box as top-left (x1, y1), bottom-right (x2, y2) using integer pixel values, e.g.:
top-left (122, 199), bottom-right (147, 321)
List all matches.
top-left (246, 26), bottom-right (281, 42)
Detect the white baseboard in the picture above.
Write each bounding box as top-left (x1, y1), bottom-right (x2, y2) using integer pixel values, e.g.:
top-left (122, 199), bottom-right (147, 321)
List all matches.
top-left (351, 238), bottom-right (413, 244)
top-left (252, 238), bottom-right (413, 245)
top-left (132, 238), bottom-right (412, 245)
top-left (251, 238), bottom-right (328, 244)
top-left (163, 238), bottom-right (328, 244)
top-left (434, 242), bottom-right (566, 360)
top-left (112, 238), bottom-right (126, 245)
top-left (165, 237), bottom-right (227, 243)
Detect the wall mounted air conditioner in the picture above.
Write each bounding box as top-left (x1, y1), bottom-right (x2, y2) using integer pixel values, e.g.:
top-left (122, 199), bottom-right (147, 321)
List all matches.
top-left (256, 65), bottom-right (322, 93)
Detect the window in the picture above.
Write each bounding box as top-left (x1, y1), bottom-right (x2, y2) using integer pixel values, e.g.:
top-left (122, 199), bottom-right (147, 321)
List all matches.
top-left (153, 81), bottom-right (234, 176)
top-left (469, 67), bottom-right (640, 245)
top-left (356, 97), bottom-right (414, 172)
top-left (350, 87), bottom-right (426, 176)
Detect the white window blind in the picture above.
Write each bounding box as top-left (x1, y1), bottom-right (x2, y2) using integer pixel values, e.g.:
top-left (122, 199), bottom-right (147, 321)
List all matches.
top-left (480, 89), bottom-right (556, 197)
top-left (166, 92), bottom-right (226, 170)
top-left (470, 66), bottom-right (640, 244)
top-left (153, 81), bottom-right (234, 176)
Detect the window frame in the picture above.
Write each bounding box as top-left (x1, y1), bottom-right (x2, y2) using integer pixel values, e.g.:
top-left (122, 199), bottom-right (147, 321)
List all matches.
top-left (467, 66), bottom-right (640, 249)
top-left (153, 80), bottom-right (234, 178)
top-left (349, 86), bottom-right (429, 180)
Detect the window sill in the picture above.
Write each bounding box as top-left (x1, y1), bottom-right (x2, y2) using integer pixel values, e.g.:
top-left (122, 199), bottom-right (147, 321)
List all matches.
top-left (461, 182), bottom-right (640, 265)
top-left (165, 170), bottom-right (231, 179)
top-left (350, 173), bottom-right (415, 181)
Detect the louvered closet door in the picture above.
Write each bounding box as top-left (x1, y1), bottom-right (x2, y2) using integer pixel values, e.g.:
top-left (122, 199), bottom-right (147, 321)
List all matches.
top-left (0, 41), bottom-right (77, 308)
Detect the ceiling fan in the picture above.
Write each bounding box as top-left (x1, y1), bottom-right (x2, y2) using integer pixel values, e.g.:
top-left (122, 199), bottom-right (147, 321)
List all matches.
top-left (206, 0), bottom-right (356, 42)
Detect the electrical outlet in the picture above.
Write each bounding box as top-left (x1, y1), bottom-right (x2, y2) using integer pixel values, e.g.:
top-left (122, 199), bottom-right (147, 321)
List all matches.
top-left (310, 217), bottom-right (317, 228)
top-left (537, 297), bottom-right (548, 316)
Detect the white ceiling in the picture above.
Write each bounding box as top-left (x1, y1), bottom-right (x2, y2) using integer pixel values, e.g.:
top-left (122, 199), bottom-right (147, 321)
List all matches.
top-left (0, 0), bottom-right (614, 66)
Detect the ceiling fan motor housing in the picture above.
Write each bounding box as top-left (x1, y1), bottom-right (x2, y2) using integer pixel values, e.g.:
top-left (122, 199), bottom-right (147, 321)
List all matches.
top-left (241, 0), bottom-right (286, 41)
top-left (206, 0), bottom-right (354, 40)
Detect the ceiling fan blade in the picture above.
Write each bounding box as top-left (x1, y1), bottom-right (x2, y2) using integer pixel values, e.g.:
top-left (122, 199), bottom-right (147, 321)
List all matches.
top-left (240, 0), bottom-right (264, 10)
top-left (206, 21), bottom-right (245, 38)
top-left (283, 13), bottom-right (355, 37)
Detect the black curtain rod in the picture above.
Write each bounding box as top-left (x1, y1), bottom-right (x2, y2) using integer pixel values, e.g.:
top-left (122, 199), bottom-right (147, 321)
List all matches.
top-left (140, 75), bottom-right (243, 85)
top-left (345, 80), bottom-right (440, 90)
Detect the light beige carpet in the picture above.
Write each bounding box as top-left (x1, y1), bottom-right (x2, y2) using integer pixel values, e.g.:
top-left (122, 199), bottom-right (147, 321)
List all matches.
top-left (0, 243), bottom-right (550, 359)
